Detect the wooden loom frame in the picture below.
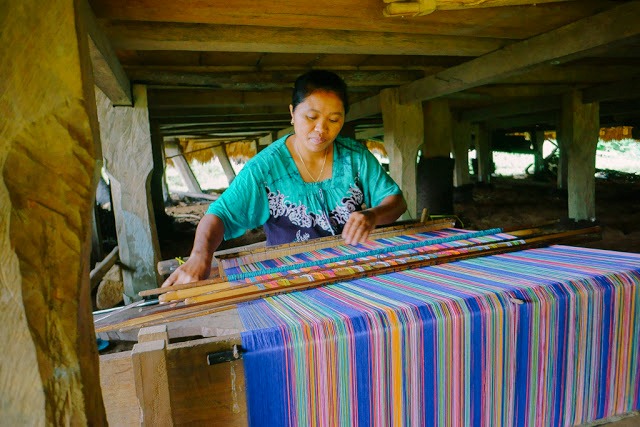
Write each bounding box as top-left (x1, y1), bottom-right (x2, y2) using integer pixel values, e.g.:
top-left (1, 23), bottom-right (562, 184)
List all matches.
top-left (98, 221), bottom-right (606, 425)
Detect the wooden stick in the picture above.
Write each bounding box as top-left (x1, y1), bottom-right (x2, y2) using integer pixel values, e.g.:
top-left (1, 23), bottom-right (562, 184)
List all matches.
top-left (143, 217), bottom-right (456, 298)
top-left (159, 226), bottom-right (545, 303)
top-left (90, 245), bottom-right (119, 291)
top-left (215, 217), bottom-right (457, 276)
top-left (185, 226), bottom-right (601, 306)
top-left (97, 225), bottom-right (600, 333)
top-left (145, 220), bottom-right (559, 301)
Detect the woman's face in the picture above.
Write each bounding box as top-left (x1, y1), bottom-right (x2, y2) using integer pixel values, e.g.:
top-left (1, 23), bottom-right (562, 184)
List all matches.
top-left (290, 90), bottom-right (345, 153)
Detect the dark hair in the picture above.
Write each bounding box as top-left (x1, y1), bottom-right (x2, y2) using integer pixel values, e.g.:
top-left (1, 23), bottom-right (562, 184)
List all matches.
top-left (291, 70), bottom-right (349, 114)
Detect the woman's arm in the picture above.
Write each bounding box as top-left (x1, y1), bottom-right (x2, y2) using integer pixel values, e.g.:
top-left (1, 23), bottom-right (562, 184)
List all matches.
top-left (161, 214), bottom-right (225, 287)
top-left (341, 193), bottom-right (407, 245)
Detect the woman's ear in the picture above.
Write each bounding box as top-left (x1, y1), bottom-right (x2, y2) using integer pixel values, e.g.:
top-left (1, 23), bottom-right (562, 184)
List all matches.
top-left (289, 104), bottom-right (294, 121)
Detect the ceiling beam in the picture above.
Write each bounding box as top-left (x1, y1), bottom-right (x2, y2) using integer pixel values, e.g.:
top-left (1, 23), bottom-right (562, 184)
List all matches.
top-left (157, 114), bottom-right (291, 127)
top-left (148, 89), bottom-right (290, 108)
top-left (82, 1), bottom-right (131, 105)
top-left (582, 76), bottom-right (640, 103)
top-left (149, 106), bottom-right (287, 119)
top-left (383, 0), bottom-right (575, 17)
top-left (398, 1), bottom-right (640, 104)
top-left (105, 22), bottom-right (510, 57)
top-left (127, 69), bottom-right (425, 90)
top-left (459, 96), bottom-right (561, 122)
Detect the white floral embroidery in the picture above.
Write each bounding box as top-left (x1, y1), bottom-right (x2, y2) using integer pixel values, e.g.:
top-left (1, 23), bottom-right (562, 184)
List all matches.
top-left (330, 185), bottom-right (364, 226)
top-left (295, 230), bottom-right (310, 242)
top-left (266, 187), bottom-right (333, 232)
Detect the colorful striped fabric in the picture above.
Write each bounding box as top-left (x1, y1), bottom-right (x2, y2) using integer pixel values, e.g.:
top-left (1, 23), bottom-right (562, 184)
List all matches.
top-left (236, 230), bottom-right (640, 427)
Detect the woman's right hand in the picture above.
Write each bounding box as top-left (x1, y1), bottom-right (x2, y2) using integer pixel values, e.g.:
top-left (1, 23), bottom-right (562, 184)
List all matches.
top-left (161, 254), bottom-right (211, 287)
top-left (161, 214), bottom-right (225, 288)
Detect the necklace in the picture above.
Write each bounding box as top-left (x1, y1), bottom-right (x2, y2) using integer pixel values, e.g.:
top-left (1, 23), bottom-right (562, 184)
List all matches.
top-left (294, 139), bottom-right (328, 183)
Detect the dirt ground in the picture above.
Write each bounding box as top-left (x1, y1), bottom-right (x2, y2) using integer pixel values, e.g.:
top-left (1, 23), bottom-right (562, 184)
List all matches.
top-left (162, 174), bottom-right (640, 257)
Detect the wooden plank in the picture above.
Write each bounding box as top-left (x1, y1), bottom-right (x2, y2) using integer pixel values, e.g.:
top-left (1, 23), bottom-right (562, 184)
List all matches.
top-left (138, 325), bottom-right (169, 344)
top-left (165, 336), bottom-right (247, 426)
top-left (132, 340), bottom-right (174, 426)
top-left (398, 1), bottom-right (640, 104)
top-left (100, 351), bottom-right (140, 426)
top-left (105, 21), bottom-right (509, 56)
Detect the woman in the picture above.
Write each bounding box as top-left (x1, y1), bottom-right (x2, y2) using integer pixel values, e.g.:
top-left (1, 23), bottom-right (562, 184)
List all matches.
top-left (163, 70), bottom-right (407, 287)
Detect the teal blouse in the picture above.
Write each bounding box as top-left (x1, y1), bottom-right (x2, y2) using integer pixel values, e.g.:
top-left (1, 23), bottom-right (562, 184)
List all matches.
top-left (206, 135), bottom-right (402, 246)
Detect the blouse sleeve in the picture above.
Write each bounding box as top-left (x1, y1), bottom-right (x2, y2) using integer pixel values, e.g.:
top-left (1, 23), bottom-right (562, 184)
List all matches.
top-left (358, 145), bottom-right (403, 208)
top-left (205, 164), bottom-right (270, 240)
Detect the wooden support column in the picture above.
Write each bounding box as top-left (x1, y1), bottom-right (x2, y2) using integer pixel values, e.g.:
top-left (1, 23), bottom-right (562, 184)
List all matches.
top-left (150, 122), bottom-right (172, 233)
top-left (213, 145), bottom-right (237, 185)
top-left (562, 91), bottom-right (600, 221)
top-left (555, 127), bottom-right (569, 190)
top-left (452, 118), bottom-right (472, 188)
top-left (475, 123), bottom-right (493, 184)
top-left (165, 140), bottom-right (203, 194)
top-left (96, 85), bottom-right (161, 302)
top-left (0, 0), bottom-right (106, 423)
top-left (418, 99), bottom-right (455, 215)
top-left (380, 87), bottom-right (423, 219)
top-left (132, 326), bottom-right (174, 426)
top-left (531, 129), bottom-right (546, 175)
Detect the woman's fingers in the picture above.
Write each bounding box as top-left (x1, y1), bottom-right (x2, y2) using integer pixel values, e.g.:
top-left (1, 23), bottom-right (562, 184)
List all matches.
top-left (342, 210), bottom-right (376, 245)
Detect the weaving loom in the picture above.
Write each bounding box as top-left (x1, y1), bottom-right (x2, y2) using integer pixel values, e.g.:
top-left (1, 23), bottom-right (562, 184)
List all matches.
top-left (96, 223), bottom-right (640, 426)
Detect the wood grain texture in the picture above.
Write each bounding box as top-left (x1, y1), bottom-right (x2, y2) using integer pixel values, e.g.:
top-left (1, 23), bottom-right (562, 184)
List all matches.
top-left (0, 0), bottom-right (106, 424)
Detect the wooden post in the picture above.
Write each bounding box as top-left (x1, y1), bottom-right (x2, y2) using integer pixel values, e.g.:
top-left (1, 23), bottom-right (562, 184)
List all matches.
top-left (96, 85), bottom-right (162, 302)
top-left (1, 0), bottom-right (106, 423)
top-left (165, 139), bottom-right (204, 194)
top-left (132, 330), bottom-right (174, 426)
top-left (452, 118), bottom-right (472, 188)
top-left (213, 145), bottom-right (237, 185)
top-left (380, 87), bottom-right (423, 219)
top-left (562, 91), bottom-right (600, 221)
top-left (475, 123), bottom-right (492, 184)
top-left (419, 99), bottom-right (454, 214)
top-left (532, 129), bottom-right (546, 175)
top-left (555, 126), bottom-right (569, 191)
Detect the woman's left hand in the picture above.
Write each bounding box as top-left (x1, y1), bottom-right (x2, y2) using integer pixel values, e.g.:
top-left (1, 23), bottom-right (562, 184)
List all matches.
top-left (342, 209), bottom-right (377, 245)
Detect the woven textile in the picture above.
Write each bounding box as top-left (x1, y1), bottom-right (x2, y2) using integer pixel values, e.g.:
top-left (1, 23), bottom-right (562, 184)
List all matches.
top-left (236, 232), bottom-right (640, 427)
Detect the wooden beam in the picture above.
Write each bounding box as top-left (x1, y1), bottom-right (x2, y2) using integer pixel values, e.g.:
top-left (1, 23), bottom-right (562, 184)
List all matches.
top-left (150, 106), bottom-right (286, 120)
top-left (346, 94), bottom-right (381, 121)
top-left (157, 114), bottom-right (291, 126)
top-left (582, 77), bottom-right (640, 103)
top-left (398, 1), bottom-right (640, 104)
top-left (383, 0), bottom-right (575, 16)
top-left (148, 89), bottom-right (291, 109)
top-left (487, 111), bottom-right (558, 129)
top-left (105, 21), bottom-right (510, 56)
top-left (459, 96), bottom-right (561, 122)
top-left (126, 69), bottom-right (425, 90)
top-left (81, 1), bottom-right (132, 106)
